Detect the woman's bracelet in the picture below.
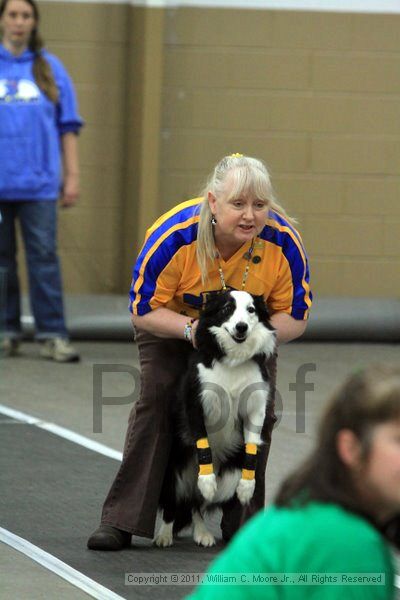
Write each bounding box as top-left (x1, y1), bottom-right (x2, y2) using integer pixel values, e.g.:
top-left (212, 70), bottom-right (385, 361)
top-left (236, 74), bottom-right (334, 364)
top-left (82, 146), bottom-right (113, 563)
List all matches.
top-left (184, 318), bottom-right (197, 344)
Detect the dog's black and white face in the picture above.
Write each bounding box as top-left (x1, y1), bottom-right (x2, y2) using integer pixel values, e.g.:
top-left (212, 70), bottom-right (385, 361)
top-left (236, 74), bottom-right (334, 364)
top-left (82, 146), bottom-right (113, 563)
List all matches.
top-left (196, 290), bottom-right (276, 366)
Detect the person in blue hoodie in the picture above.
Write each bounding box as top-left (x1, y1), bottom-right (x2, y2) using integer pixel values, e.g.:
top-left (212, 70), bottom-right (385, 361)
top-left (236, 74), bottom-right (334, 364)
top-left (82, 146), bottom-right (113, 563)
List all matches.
top-left (0, 0), bottom-right (83, 361)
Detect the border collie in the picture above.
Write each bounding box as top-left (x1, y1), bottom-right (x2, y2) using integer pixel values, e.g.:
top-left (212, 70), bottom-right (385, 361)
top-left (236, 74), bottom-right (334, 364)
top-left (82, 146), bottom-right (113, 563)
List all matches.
top-left (155, 290), bottom-right (276, 547)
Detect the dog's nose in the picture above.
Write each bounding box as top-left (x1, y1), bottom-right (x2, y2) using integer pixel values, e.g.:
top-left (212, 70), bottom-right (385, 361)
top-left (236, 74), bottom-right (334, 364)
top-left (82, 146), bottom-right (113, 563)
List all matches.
top-left (235, 322), bottom-right (248, 334)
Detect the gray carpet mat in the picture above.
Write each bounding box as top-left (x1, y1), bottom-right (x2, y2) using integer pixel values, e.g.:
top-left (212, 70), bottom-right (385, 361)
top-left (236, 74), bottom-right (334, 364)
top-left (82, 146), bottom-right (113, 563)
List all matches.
top-left (0, 416), bottom-right (222, 599)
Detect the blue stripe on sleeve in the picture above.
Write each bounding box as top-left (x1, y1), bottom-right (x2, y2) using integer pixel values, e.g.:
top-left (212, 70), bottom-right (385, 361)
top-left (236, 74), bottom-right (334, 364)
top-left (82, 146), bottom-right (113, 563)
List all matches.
top-left (132, 202), bottom-right (201, 289)
top-left (259, 223), bottom-right (311, 319)
top-left (130, 221), bottom-right (199, 315)
top-left (131, 202), bottom-right (201, 300)
top-left (268, 210), bottom-right (303, 244)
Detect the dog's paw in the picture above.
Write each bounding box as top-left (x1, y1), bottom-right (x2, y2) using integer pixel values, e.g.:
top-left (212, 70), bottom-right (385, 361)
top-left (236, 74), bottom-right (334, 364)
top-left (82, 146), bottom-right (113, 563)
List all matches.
top-left (236, 478), bottom-right (255, 505)
top-left (154, 523), bottom-right (173, 548)
top-left (197, 473), bottom-right (217, 501)
top-left (193, 529), bottom-right (216, 547)
top-left (154, 531), bottom-right (173, 548)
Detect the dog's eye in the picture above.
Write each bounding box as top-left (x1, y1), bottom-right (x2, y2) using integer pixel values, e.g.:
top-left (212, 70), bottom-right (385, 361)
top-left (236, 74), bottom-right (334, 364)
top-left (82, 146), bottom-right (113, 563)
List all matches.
top-left (247, 306), bottom-right (256, 314)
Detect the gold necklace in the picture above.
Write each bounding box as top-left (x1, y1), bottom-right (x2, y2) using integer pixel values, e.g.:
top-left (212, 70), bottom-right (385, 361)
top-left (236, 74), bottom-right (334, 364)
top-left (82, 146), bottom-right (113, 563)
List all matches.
top-left (216, 238), bottom-right (255, 291)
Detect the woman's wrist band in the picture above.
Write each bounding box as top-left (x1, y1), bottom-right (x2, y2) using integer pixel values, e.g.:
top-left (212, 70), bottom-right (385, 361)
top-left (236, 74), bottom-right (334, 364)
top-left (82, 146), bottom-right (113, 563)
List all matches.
top-left (184, 318), bottom-right (197, 344)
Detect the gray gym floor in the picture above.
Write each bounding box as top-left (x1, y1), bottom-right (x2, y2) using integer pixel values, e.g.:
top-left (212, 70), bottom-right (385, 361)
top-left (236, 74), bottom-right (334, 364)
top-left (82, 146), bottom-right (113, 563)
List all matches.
top-left (1, 337), bottom-right (399, 599)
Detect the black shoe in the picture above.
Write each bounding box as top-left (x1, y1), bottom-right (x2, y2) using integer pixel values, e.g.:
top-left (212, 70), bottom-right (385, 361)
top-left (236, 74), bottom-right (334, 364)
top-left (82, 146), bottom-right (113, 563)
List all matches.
top-left (87, 525), bottom-right (131, 551)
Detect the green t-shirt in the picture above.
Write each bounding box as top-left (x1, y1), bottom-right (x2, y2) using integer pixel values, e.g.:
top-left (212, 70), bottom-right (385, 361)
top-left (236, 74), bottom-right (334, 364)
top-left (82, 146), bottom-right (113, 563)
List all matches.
top-left (187, 502), bottom-right (395, 599)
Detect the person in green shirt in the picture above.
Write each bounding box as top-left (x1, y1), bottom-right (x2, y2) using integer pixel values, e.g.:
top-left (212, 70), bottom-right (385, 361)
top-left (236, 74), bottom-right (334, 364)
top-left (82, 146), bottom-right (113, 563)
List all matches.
top-left (188, 364), bottom-right (400, 599)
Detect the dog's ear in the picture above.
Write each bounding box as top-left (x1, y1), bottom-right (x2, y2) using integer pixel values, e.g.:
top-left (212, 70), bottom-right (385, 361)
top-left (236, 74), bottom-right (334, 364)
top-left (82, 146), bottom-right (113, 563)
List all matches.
top-left (252, 294), bottom-right (270, 323)
top-left (201, 290), bottom-right (231, 319)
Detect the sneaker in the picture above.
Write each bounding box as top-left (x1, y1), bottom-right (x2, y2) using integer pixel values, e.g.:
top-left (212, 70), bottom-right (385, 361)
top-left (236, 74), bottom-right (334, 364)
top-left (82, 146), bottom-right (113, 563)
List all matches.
top-left (0, 338), bottom-right (20, 357)
top-left (40, 338), bottom-right (80, 363)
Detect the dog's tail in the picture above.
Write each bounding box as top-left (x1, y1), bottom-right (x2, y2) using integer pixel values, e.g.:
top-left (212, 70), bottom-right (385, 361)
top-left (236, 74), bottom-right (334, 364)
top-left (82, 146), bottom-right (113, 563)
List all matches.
top-left (172, 503), bottom-right (193, 535)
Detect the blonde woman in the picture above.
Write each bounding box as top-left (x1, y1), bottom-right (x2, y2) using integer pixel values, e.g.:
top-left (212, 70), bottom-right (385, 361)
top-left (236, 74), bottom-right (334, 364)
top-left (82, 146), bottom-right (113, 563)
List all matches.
top-left (88, 154), bottom-right (312, 550)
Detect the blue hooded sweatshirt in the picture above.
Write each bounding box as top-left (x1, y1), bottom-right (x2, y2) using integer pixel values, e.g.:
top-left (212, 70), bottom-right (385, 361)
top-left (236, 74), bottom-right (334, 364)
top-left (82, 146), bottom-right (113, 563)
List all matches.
top-left (0, 45), bottom-right (83, 201)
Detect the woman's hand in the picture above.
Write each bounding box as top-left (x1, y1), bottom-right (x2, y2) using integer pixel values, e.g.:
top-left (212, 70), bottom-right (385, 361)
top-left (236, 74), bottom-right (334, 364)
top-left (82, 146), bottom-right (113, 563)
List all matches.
top-left (61, 172), bottom-right (80, 207)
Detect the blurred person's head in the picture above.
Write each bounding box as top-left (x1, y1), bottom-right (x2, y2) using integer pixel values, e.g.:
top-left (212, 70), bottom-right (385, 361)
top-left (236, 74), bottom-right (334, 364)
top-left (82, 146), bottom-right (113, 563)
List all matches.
top-left (0, 0), bottom-right (38, 54)
top-left (0, 0), bottom-right (58, 102)
top-left (275, 364), bottom-right (400, 524)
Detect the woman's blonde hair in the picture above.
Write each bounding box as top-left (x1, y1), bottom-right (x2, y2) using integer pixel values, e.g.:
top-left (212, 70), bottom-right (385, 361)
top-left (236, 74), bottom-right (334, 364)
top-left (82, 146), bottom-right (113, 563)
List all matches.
top-left (196, 154), bottom-right (295, 282)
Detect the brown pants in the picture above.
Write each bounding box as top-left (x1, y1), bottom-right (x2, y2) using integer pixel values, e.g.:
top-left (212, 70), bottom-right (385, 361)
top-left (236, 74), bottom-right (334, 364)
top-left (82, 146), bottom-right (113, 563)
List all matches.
top-left (101, 330), bottom-right (277, 540)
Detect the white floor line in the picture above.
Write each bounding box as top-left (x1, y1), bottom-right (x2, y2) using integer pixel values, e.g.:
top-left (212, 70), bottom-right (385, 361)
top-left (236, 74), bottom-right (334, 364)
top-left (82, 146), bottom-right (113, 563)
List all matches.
top-left (0, 404), bottom-right (122, 461)
top-left (0, 527), bottom-right (125, 600)
top-left (0, 405), bottom-right (125, 598)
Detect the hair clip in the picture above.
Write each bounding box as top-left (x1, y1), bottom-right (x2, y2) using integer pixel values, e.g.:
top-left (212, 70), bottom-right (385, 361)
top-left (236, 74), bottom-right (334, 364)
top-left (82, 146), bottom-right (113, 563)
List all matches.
top-left (230, 153), bottom-right (243, 158)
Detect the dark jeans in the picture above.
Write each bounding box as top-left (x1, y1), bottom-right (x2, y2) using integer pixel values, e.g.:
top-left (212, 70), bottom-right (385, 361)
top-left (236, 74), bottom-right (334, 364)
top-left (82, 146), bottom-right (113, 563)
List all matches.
top-left (0, 201), bottom-right (68, 339)
top-left (101, 330), bottom-right (277, 540)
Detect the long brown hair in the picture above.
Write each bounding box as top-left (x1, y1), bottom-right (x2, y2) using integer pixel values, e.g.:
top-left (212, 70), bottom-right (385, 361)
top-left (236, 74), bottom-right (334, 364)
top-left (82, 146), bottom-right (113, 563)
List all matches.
top-left (275, 364), bottom-right (400, 539)
top-left (0, 0), bottom-right (59, 102)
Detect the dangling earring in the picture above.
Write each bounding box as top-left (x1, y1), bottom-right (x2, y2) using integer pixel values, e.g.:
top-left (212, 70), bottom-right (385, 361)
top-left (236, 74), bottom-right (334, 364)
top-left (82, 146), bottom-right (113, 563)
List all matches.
top-left (211, 215), bottom-right (217, 226)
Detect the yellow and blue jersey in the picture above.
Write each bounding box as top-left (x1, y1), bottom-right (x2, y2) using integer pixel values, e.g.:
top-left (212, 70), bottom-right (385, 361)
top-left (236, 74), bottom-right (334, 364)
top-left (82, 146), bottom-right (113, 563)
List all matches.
top-left (130, 198), bottom-right (312, 320)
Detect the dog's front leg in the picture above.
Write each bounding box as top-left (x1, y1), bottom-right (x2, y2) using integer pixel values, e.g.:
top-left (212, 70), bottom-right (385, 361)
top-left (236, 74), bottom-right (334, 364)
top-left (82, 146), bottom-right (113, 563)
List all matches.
top-left (185, 379), bottom-right (217, 502)
top-left (236, 390), bottom-right (267, 505)
top-left (236, 442), bottom-right (258, 505)
top-left (196, 437), bottom-right (217, 501)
